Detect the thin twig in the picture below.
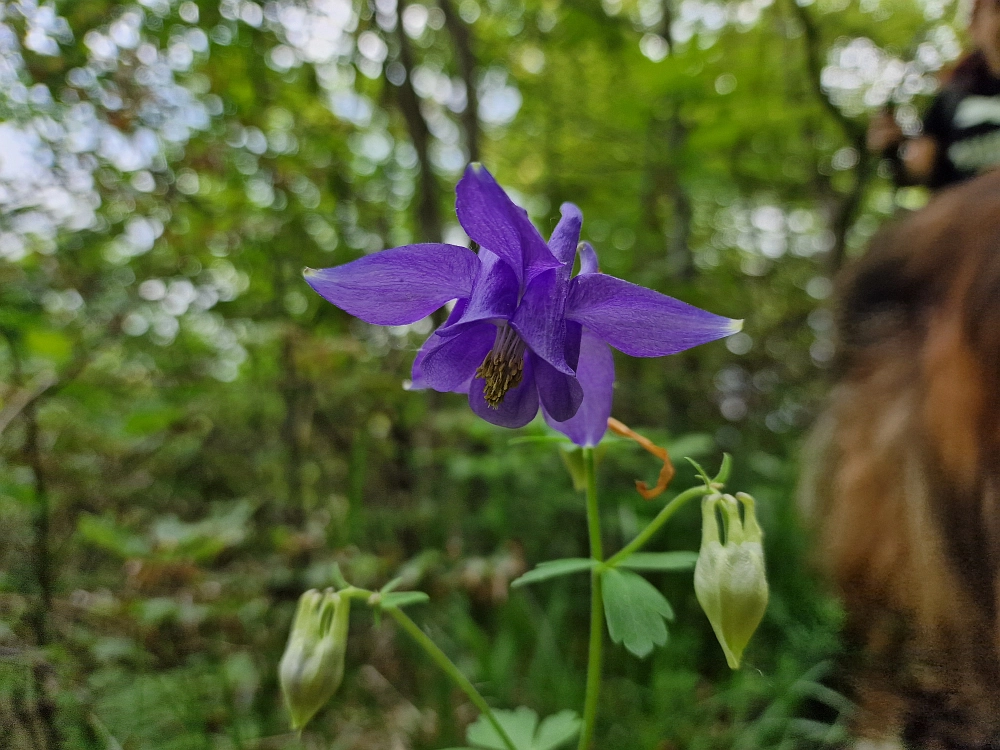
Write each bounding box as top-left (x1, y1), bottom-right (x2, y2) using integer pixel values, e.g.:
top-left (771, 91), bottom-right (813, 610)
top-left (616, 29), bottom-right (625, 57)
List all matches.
top-left (439, 0), bottom-right (481, 162)
top-left (0, 371), bottom-right (57, 437)
top-left (389, 0), bottom-right (443, 242)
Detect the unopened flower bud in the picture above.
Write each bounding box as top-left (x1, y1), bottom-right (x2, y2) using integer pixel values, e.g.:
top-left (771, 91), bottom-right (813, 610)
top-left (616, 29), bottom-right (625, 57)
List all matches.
top-left (279, 589), bottom-right (350, 730)
top-left (694, 492), bottom-right (768, 669)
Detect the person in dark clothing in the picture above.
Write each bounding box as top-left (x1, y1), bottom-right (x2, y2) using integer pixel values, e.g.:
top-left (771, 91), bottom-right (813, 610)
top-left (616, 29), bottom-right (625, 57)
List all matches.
top-left (868, 0), bottom-right (1000, 189)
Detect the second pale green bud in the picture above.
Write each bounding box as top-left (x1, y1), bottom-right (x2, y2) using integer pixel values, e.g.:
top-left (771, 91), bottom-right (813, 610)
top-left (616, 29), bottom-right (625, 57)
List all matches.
top-left (279, 588), bottom-right (351, 731)
top-left (694, 492), bottom-right (768, 669)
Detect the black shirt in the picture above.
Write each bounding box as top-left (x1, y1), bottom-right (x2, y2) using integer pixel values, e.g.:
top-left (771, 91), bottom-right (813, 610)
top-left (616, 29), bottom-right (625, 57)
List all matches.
top-left (923, 51), bottom-right (1000, 189)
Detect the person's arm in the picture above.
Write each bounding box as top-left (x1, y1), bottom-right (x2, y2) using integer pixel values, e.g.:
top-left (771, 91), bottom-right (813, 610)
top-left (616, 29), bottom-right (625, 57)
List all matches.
top-left (897, 136), bottom-right (938, 184)
top-left (866, 107), bottom-right (939, 186)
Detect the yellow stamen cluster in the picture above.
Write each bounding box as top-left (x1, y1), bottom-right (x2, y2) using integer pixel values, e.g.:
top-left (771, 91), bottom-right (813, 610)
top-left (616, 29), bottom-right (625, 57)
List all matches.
top-left (476, 352), bottom-right (524, 408)
top-left (475, 324), bottom-right (526, 408)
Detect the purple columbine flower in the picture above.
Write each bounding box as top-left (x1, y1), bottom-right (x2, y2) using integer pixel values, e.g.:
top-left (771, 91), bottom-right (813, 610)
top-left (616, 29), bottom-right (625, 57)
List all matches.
top-left (304, 164), bottom-right (741, 446)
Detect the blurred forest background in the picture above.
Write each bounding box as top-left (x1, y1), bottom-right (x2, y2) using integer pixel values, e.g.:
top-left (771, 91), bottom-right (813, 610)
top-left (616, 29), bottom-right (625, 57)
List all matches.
top-left (0, 0), bottom-right (956, 746)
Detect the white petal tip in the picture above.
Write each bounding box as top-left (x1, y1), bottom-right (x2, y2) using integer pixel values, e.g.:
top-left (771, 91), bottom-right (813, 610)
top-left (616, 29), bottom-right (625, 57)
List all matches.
top-left (728, 319), bottom-right (744, 334)
top-left (303, 267), bottom-right (317, 278)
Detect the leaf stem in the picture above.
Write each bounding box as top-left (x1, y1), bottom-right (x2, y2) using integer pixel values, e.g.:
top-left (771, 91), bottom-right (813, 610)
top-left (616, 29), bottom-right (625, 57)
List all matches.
top-left (385, 607), bottom-right (518, 750)
top-left (578, 447), bottom-right (603, 750)
top-left (604, 485), bottom-right (711, 568)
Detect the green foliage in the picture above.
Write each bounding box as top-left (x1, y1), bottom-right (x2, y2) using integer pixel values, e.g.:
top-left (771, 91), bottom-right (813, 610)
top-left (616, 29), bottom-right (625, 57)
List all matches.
top-left (510, 558), bottom-right (596, 587)
top-left (380, 591), bottom-right (432, 609)
top-left (451, 707), bottom-right (581, 750)
top-left (0, 0), bottom-right (926, 741)
top-left (601, 568), bottom-right (675, 658)
top-left (617, 551), bottom-right (698, 571)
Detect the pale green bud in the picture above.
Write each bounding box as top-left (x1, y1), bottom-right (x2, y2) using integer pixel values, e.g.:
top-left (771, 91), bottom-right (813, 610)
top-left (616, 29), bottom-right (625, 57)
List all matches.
top-left (279, 588), bottom-right (350, 731)
top-left (694, 492), bottom-right (768, 669)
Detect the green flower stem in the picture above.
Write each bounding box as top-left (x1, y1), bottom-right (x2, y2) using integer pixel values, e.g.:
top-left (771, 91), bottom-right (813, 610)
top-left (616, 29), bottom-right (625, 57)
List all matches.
top-left (336, 587), bottom-right (517, 750)
top-left (385, 607), bottom-right (518, 750)
top-left (578, 447), bottom-right (603, 750)
top-left (604, 485), bottom-right (712, 569)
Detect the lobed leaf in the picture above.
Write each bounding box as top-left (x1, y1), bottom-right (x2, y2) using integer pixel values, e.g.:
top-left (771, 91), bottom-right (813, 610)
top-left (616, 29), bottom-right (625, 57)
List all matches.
top-left (466, 706), bottom-right (538, 750)
top-left (601, 568), bottom-right (674, 658)
top-left (510, 558), bottom-right (596, 588)
top-left (464, 707), bottom-right (581, 750)
top-left (617, 551), bottom-right (698, 571)
top-left (533, 710), bottom-right (581, 750)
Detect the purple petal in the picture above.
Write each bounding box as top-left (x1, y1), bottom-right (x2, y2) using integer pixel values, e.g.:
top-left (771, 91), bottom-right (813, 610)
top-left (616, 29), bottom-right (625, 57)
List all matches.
top-left (579, 242), bottom-right (599, 275)
top-left (455, 164), bottom-right (559, 283)
top-left (545, 331), bottom-right (614, 447)
top-left (304, 244), bottom-right (478, 326)
top-left (468, 355), bottom-right (539, 428)
top-left (566, 274), bottom-right (742, 357)
top-left (411, 336), bottom-right (442, 391)
top-left (510, 267), bottom-right (573, 375)
top-left (411, 299), bottom-right (469, 390)
top-left (419, 323), bottom-right (495, 392)
top-left (532, 353), bottom-right (583, 423)
top-left (517, 206), bottom-right (563, 281)
top-left (564, 320), bottom-right (582, 371)
top-left (548, 203), bottom-right (582, 265)
top-left (439, 249), bottom-right (518, 336)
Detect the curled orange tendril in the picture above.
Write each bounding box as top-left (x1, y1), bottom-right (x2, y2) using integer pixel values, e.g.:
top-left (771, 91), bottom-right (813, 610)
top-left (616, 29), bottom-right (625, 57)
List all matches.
top-left (606, 417), bottom-right (676, 500)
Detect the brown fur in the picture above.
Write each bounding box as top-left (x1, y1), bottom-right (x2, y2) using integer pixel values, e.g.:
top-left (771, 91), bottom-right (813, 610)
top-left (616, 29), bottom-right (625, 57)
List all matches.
top-left (804, 170), bottom-right (1000, 748)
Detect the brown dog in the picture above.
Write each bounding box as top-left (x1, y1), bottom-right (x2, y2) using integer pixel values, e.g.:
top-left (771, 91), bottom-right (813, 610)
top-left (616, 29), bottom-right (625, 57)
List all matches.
top-left (802, 170), bottom-right (1000, 749)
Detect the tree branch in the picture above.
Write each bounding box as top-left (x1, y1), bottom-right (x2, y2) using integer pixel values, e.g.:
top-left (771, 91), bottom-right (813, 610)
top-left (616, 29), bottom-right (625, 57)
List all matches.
top-left (828, 148), bottom-right (875, 273)
top-left (788, 0), bottom-right (863, 143)
top-left (389, 2), bottom-right (443, 242)
top-left (438, 0), bottom-right (481, 162)
top-left (0, 371), bottom-right (57, 438)
top-left (787, 0), bottom-right (873, 272)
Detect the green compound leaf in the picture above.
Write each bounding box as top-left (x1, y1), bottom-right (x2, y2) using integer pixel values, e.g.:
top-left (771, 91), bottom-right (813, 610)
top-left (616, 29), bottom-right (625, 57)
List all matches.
top-left (601, 568), bottom-right (674, 658)
top-left (510, 558), bottom-right (596, 588)
top-left (467, 707), bottom-right (536, 750)
top-left (379, 591), bottom-right (429, 609)
top-left (617, 551), bottom-right (698, 571)
top-left (532, 710), bottom-right (582, 750)
top-left (463, 707), bottom-right (581, 750)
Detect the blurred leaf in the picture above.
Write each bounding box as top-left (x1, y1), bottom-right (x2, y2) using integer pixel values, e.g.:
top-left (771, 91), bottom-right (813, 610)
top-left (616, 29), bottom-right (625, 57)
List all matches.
top-left (150, 501), bottom-right (253, 562)
top-left (124, 406), bottom-right (183, 437)
top-left (77, 514), bottom-right (150, 558)
top-left (532, 711), bottom-right (583, 750)
top-left (785, 718), bottom-right (850, 744)
top-left (24, 329), bottom-right (72, 363)
top-left (465, 707), bottom-right (580, 750)
top-left (601, 568), bottom-right (674, 658)
top-left (507, 436), bottom-right (571, 446)
top-left (467, 706), bottom-right (538, 750)
top-left (511, 558), bottom-right (595, 588)
top-left (667, 433), bottom-right (714, 460)
top-left (379, 591), bottom-right (429, 609)
top-left (558, 446), bottom-right (588, 492)
top-left (791, 679), bottom-right (854, 715)
top-left (617, 551), bottom-right (698, 571)
top-left (380, 576), bottom-right (404, 594)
